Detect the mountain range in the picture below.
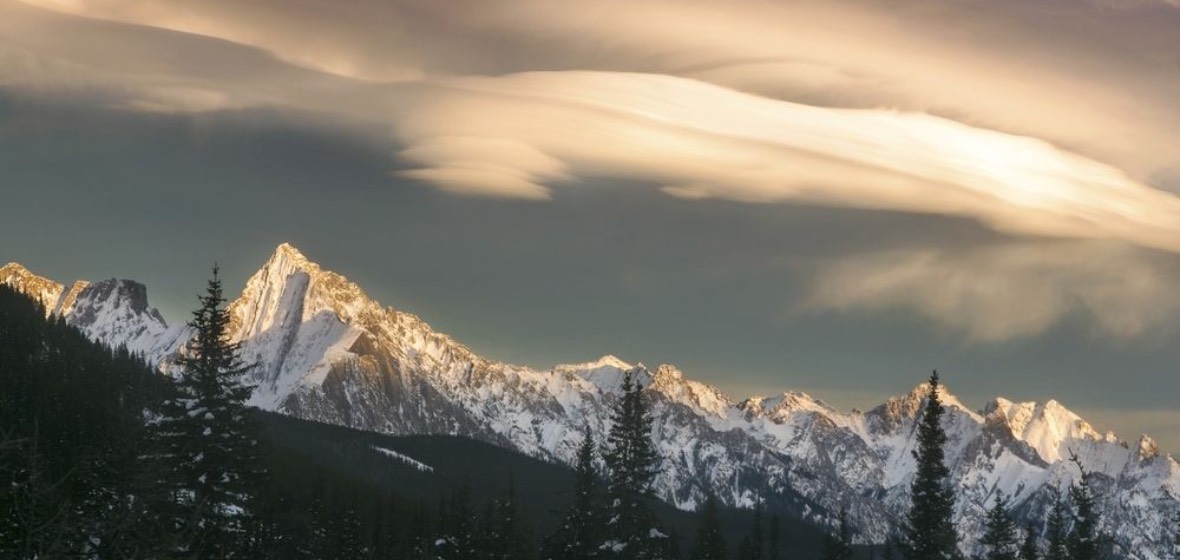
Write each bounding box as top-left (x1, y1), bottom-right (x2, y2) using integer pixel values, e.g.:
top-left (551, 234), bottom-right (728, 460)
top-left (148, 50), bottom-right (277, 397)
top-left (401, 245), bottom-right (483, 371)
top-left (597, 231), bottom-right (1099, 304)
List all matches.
top-left (4, 243), bottom-right (1177, 558)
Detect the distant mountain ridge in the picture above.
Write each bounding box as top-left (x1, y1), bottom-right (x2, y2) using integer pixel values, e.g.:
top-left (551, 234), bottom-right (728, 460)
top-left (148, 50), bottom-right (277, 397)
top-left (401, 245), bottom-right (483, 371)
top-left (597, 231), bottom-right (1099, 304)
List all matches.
top-left (4, 245), bottom-right (1178, 558)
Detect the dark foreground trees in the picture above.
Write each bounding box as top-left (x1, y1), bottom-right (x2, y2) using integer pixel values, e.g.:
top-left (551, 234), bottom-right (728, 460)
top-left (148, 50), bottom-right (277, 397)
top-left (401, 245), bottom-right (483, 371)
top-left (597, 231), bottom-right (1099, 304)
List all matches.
top-left (819, 507), bottom-right (853, 560)
top-left (1065, 454), bottom-right (1107, 560)
top-left (545, 432), bottom-right (605, 560)
top-left (601, 371), bottom-right (674, 560)
top-left (902, 370), bottom-right (961, 560)
top-left (692, 495), bottom-right (726, 560)
top-left (0, 283), bottom-right (163, 558)
top-left (5, 279), bottom-right (1126, 560)
top-left (979, 490), bottom-right (1019, 560)
top-left (151, 267), bottom-right (263, 558)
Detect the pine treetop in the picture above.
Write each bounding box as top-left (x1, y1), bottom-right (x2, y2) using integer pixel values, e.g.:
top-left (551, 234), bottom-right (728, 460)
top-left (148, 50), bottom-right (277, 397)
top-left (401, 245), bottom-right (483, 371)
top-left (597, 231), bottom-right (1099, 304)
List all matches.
top-left (902, 370), bottom-right (961, 560)
top-left (980, 489), bottom-right (1019, 560)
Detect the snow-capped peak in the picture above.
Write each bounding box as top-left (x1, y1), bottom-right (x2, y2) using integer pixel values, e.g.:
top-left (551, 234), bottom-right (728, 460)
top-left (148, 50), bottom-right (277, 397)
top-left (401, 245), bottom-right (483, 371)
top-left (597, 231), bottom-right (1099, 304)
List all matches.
top-left (590, 354), bottom-right (633, 370)
top-left (231, 243), bottom-right (378, 338)
top-left (741, 391), bottom-right (838, 420)
top-left (874, 381), bottom-right (980, 424)
top-left (649, 364), bottom-right (732, 417)
top-left (985, 397), bottom-right (1108, 463)
top-left (273, 242), bottom-right (311, 265)
top-left (2, 263), bottom-right (184, 359)
top-left (556, 355), bottom-right (637, 392)
top-left (1137, 435), bottom-right (1161, 461)
top-left (12, 246), bottom-right (1180, 559)
top-left (1, 262), bottom-right (65, 311)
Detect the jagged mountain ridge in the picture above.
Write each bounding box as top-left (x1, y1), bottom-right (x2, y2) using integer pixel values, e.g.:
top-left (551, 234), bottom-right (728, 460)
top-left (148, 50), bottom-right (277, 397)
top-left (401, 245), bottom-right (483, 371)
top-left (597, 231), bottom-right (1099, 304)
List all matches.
top-left (4, 246), bottom-right (1179, 558)
top-left (0, 262), bottom-right (187, 358)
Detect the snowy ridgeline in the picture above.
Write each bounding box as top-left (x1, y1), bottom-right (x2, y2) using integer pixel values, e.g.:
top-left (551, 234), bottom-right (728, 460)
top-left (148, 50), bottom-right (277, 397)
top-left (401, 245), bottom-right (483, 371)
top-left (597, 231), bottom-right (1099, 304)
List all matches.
top-left (371, 446), bottom-right (435, 473)
top-left (8, 245), bottom-right (1180, 558)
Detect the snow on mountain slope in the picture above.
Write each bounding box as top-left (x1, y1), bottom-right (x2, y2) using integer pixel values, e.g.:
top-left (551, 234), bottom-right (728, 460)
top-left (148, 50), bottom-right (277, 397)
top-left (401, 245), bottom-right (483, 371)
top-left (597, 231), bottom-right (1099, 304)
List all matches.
top-left (988, 397), bottom-right (1117, 463)
top-left (4, 246), bottom-right (1179, 558)
top-left (1, 262), bottom-right (187, 357)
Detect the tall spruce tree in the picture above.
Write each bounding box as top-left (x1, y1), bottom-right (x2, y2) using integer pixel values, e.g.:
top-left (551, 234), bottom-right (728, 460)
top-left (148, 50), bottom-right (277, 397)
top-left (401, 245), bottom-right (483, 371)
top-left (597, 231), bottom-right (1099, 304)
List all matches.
top-left (769, 513), bottom-right (782, 560)
top-left (1018, 524), bottom-right (1039, 560)
top-left (0, 428), bottom-right (73, 559)
top-left (691, 494), bottom-right (726, 560)
top-left (545, 432), bottom-right (604, 560)
top-left (434, 485), bottom-right (478, 560)
top-left (152, 266), bottom-right (261, 558)
top-left (327, 496), bottom-right (367, 559)
top-left (1066, 453), bottom-right (1104, 560)
top-left (482, 478), bottom-right (536, 560)
top-left (901, 370), bottom-right (960, 560)
top-left (979, 490), bottom-right (1019, 560)
top-left (1043, 489), bottom-right (1068, 560)
top-left (737, 507), bottom-right (766, 560)
top-left (602, 371), bottom-right (671, 559)
top-left (820, 507), bottom-right (854, 560)
top-left (0, 285), bottom-right (167, 558)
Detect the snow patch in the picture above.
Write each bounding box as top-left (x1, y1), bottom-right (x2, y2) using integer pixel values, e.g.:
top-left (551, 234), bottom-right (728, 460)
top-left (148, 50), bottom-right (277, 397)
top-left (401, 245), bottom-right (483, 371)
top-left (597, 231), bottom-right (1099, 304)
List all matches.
top-left (372, 446), bottom-right (434, 473)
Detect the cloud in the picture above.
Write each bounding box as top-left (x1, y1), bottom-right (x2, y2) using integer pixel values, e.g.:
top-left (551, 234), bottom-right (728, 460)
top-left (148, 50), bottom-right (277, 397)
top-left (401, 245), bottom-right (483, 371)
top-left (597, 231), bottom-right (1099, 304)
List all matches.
top-left (378, 71), bottom-right (1180, 255)
top-left (15, 0), bottom-right (1180, 178)
top-left (804, 242), bottom-right (1180, 342)
top-left (395, 143), bottom-right (560, 201)
top-left (4, 0), bottom-right (1180, 342)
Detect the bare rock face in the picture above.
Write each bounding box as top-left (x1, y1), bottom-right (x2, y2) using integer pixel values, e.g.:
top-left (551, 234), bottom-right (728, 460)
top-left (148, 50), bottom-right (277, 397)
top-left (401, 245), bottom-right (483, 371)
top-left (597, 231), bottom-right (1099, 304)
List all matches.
top-left (5, 245), bottom-right (1179, 558)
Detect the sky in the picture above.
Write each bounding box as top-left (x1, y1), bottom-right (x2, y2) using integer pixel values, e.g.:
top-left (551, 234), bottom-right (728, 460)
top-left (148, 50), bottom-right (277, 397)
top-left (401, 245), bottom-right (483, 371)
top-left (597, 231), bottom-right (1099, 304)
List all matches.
top-left (2, 0), bottom-right (1180, 450)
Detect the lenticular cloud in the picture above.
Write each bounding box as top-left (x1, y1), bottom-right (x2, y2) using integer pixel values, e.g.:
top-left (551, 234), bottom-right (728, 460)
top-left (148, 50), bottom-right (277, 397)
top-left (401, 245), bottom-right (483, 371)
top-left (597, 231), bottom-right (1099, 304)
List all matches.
top-left (393, 72), bottom-right (1180, 254)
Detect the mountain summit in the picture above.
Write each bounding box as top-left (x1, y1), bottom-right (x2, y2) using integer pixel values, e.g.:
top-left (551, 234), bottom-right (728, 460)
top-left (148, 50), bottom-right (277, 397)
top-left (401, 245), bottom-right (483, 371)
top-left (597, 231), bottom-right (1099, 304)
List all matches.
top-left (5, 243), bottom-right (1178, 558)
top-left (1, 261), bottom-right (182, 356)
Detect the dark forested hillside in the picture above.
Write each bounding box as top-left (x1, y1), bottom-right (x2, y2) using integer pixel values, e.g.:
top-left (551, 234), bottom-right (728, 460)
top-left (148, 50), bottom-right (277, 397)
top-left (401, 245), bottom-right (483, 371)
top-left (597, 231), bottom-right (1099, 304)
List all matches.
top-left (0, 283), bottom-right (832, 558)
top-left (257, 412), bottom-right (831, 557)
top-left (0, 283), bottom-right (165, 558)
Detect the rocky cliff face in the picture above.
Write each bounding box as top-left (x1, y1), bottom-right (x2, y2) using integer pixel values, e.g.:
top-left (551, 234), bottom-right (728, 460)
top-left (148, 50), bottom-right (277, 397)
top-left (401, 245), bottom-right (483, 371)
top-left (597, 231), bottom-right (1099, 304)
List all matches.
top-left (5, 246), bottom-right (1178, 558)
top-left (0, 262), bottom-right (186, 357)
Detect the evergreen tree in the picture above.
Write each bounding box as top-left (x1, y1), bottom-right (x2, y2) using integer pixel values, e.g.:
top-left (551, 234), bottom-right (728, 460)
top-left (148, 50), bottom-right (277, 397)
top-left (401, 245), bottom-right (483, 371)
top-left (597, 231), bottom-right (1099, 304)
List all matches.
top-left (435, 485), bottom-right (478, 560)
top-left (1018, 524), bottom-right (1038, 560)
top-left (298, 475), bottom-right (331, 559)
top-left (482, 478), bottom-right (536, 560)
top-left (736, 507), bottom-right (766, 560)
top-left (0, 428), bottom-right (73, 559)
top-left (327, 492), bottom-right (368, 559)
top-left (901, 370), bottom-right (960, 560)
top-left (401, 504), bottom-right (432, 560)
top-left (368, 494), bottom-right (399, 559)
top-left (601, 371), bottom-right (671, 559)
top-left (152, 266), bottom-right (262, 558)
top-left (768, 513), bottom-right (782, 560)
top-left (1065, 454), bottom-right (1104, 560)
top-left (819, 507), bottom-right (853, 560)
top-left (0, 284), bottom-right (167, 558)
top-left (545, 432), bottom-right (604, 560)
top-left (1043, 489), bottom-right (1068, 560)
top-left (979, 490), bottom-right (1019, 560)
top-left (691, 494), bottom-right (726, 560)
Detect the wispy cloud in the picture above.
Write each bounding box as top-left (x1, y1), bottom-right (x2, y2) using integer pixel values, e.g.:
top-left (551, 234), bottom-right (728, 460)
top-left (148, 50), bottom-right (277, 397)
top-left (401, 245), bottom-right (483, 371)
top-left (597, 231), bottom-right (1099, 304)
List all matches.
top-left (3, 0), bottom-right (1179, 341)
top-left (805, 242), bottom-right (1180, 342)
top-left (386, 72), bottom-right (1180, 256)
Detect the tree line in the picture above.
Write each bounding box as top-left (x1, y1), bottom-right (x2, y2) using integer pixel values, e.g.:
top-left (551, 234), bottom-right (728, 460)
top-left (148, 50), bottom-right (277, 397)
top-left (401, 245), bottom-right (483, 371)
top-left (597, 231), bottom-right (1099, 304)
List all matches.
top-left (0, 274), bottom-right (1173, 559)
top-left (842, 372), bottom-right (1119, 560)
